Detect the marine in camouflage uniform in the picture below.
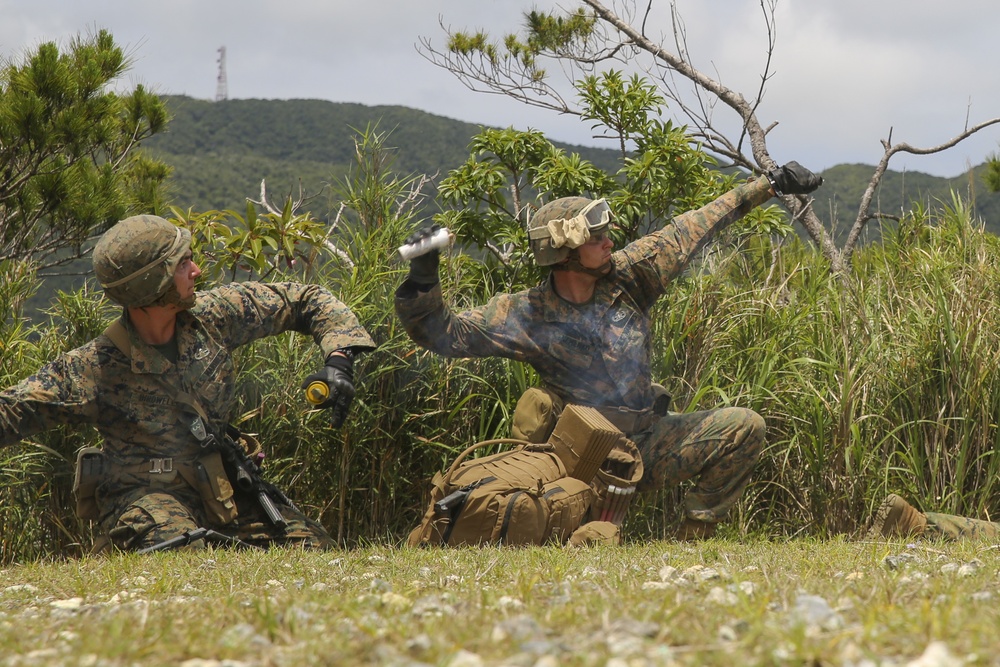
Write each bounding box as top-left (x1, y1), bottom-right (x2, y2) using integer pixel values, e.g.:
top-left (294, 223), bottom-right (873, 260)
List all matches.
top-left (396, 164), bottom-right (823, 538)
top-left (0, 215), bottom-right (375, 552)
top-left (869, 493), bottom-right (1000, 541)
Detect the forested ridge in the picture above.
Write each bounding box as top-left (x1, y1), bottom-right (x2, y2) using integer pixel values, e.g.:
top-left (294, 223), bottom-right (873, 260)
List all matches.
top-left (144, 95), bottom-right (625, 213)
top-left (146, 95), bottom-right (1000, 239)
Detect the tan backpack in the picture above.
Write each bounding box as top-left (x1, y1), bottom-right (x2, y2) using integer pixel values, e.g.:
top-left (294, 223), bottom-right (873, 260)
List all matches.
top-left (407, 404), bottom-right (643, 547)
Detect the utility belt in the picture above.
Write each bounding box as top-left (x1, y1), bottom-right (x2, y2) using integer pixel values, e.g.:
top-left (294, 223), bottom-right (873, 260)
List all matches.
top-left (589, 405), bottom-right (658, 435)
top-left (511, 384), bottom-right (670, 443)
top-left (590, 383), bottom-right (672, 435)
top-left (74, 447), bottom-right (240, 526)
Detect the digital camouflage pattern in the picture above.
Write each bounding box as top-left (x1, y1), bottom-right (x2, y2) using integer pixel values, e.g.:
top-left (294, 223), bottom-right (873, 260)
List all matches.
top-left (924, 512), bottom-right (1000, 540)
top-left (396, 177), bottom-right (774, 522)
top-left (632, 406), bottom-right (764, 522)
top-left (0, 281), bottom-right (375, 551)
top-left (106, 487), bottom-right (334, 550)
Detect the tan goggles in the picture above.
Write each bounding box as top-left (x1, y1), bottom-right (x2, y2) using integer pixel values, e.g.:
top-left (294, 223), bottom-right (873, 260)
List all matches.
top-left (579, 198), bottom-right (611, 230)
top-left (530, 198), bottom-right (614, 249)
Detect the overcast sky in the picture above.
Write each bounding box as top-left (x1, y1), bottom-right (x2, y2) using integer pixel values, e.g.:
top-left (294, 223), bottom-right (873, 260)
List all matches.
top-left (3, 0), bottom-right (999, 178)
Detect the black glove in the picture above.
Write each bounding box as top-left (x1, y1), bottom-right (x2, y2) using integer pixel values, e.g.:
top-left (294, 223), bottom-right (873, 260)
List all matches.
top-left (766, 161), bottom-right (824, 196)
top-left (302, 353), bottom-right (356, 428)
top-left (404, 224), bottom-right (442, 286)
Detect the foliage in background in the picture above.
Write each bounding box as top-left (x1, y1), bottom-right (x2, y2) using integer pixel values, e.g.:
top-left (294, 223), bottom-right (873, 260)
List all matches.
top-left (422, 0), bottom-right (1000, 274)
top-left (168, 201), bottom-right (337, 285)
top-left (984, 154), bottom-right (1000, 194)
top-left (143, 95), bottom-right (625, 214)
top-left (634, 196), bottom-right (1000, 538)
top-left (0, 30), bottom-right (170, 270)
top-left (4, 120), bottom-right (1000, 560)
top-left (135, 96), bottom-right (1000, 256)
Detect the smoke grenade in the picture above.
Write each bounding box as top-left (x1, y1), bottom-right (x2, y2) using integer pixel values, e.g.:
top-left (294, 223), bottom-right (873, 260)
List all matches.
top-left (398, 227), bottom-right (450, 260)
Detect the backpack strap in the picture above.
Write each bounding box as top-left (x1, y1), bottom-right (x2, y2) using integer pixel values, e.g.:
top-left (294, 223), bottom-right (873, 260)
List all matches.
top-left (103, 319), bottom-right (131, 357)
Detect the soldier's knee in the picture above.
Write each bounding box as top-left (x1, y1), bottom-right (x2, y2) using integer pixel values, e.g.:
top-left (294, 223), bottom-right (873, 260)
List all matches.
top-left (109, 493), bottom-right (200, 551)
top-left (729, 407), bottom-right (765, 462)
top-left (746, 410), bottom-right (765, 441)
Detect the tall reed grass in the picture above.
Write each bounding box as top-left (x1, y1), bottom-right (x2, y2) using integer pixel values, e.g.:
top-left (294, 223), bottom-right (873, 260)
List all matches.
top-left (2, 166), bottom-right (999, 561)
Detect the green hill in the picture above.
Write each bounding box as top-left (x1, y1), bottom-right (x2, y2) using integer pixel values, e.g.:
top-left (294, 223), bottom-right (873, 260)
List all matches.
top-left (816, 163), bottom-right (1000, 242)
top-left (145, 95), bottom-right (624, 213)
top-left (145, 96), bottom-right (1000, 239)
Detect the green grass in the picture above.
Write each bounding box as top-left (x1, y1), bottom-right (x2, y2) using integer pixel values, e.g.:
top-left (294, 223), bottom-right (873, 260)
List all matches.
top-left (1, 537), bottom-right (997, 666)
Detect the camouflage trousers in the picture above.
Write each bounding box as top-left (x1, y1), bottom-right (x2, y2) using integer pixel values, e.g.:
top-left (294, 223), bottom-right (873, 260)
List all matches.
top-left (632, 406), bottom-right (764, 523)
top-left (924, 512), bottom-right (1000, 540)
top-left (97, 481), bottom-right (334, 553)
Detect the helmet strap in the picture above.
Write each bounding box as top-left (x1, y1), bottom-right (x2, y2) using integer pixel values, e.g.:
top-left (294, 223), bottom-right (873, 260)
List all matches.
top-left (556, 255), bottom-right (611, 278)
top-left (150, 282), bottom-right (196, 310)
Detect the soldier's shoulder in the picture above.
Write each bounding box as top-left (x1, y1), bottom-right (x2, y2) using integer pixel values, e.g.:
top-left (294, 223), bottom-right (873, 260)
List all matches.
top-left (28, 338), bottom-right (109, 385)
top-left (188, 283), bottom-right (251, 315)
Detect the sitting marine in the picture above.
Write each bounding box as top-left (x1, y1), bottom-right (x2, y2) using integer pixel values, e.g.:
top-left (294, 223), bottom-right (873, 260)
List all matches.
top-left (0, 215), bottom-right (375, 552)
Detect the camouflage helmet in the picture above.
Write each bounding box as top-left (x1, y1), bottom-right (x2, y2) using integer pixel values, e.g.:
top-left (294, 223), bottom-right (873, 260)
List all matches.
top-left (528, 196), bottom-right (612, 266)
top-left (93, 215), bottom-right (191, 307)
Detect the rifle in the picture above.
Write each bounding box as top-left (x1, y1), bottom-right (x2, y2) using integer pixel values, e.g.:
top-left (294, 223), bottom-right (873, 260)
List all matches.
top-left (186, 413), bottom-right (297, 531)
top-left (137, 526), bottom-right (259, 554)
top-left (215, 427), bottom-right (298, 530)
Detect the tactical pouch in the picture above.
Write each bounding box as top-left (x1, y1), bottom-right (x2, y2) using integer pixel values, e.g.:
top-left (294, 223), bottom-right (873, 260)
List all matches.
top-left (177, 451), bottom-right (238, 525)
top-left (73, 447), bottom-right (106, 521)
top-left (548, 404), bottom-right (624, 482)
top-left (568, 520), bottom-right (621, 546)
top-left (511, 387), bottom-right (565, 443)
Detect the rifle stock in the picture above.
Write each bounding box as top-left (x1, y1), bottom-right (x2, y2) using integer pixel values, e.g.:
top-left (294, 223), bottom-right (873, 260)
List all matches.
top-left (217, 431), bottom-right (296, 530)
top-left (137, 526), bottom-right (256, 554)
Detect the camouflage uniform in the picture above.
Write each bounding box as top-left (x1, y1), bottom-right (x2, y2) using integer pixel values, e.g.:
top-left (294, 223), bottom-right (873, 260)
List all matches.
top-left (924, 513), bottom-right (1000, 540)
top-left (0, 281), bottom-right (375, 551)
top-left (396, 177), bottom-right (774, 524)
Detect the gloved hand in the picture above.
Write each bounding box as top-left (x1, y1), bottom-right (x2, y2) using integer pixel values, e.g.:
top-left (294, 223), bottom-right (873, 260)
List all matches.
top-left (404, 224), bottom-right (442, 285)
top-left (766, 161), bottom-right (824, 196)
top-left (302, 353), bottom-right (356, 428)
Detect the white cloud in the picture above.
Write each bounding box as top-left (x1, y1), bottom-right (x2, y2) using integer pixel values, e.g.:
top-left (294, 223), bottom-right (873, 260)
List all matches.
top-left (1, 0), bottom-right (999, 177)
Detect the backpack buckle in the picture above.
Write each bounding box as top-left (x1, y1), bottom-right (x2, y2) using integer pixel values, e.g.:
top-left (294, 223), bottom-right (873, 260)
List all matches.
top-left (149, 458), bottom-right (174, 474)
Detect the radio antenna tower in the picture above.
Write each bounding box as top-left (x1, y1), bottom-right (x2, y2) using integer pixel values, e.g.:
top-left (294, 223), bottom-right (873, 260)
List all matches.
top-left (215, 46), bottom-right (228, 101)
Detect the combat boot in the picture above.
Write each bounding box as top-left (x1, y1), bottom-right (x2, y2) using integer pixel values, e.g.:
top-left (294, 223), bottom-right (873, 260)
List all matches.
top-left (868, 494), bottom-right (927, 538)
top-left (675, 518), bottom-right (717, 541)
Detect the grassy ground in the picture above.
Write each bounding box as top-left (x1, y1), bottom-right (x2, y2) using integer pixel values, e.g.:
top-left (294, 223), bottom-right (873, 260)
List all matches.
top-left (0, 537), bottom-right (997, 666)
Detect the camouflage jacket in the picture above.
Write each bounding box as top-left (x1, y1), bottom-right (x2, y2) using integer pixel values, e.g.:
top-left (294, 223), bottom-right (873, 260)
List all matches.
top-left (0, 282), bottom-right (374, 467)
top-left (395, 178), bottom-right (772, 411)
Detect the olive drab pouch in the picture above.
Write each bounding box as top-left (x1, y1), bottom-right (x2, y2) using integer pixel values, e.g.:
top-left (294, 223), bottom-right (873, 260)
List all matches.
top-left (511, 386), bottom-right (565, 443)
top-left (73, 447), bottom-right (106, 521)
top-left (177, 451), bottom-right (238, 525)
top-left (407, 439), bottom-right (596, 547)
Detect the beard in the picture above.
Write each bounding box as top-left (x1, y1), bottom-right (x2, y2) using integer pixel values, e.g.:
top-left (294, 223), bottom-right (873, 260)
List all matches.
top-left (152, 283), bottom-right (197, 310)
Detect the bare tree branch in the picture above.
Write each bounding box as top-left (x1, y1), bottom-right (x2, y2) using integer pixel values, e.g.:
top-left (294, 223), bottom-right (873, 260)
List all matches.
top-left (323, 202), bottom-right (355, 268)
top-left (424, 0), bottom-right (1000, 274)
top-left (842, 117), bottom-right (1000, 261)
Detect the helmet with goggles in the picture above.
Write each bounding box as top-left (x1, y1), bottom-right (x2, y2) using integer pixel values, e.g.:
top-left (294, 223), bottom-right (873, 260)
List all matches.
top-left (527, 196), bottom-right (612, 266)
